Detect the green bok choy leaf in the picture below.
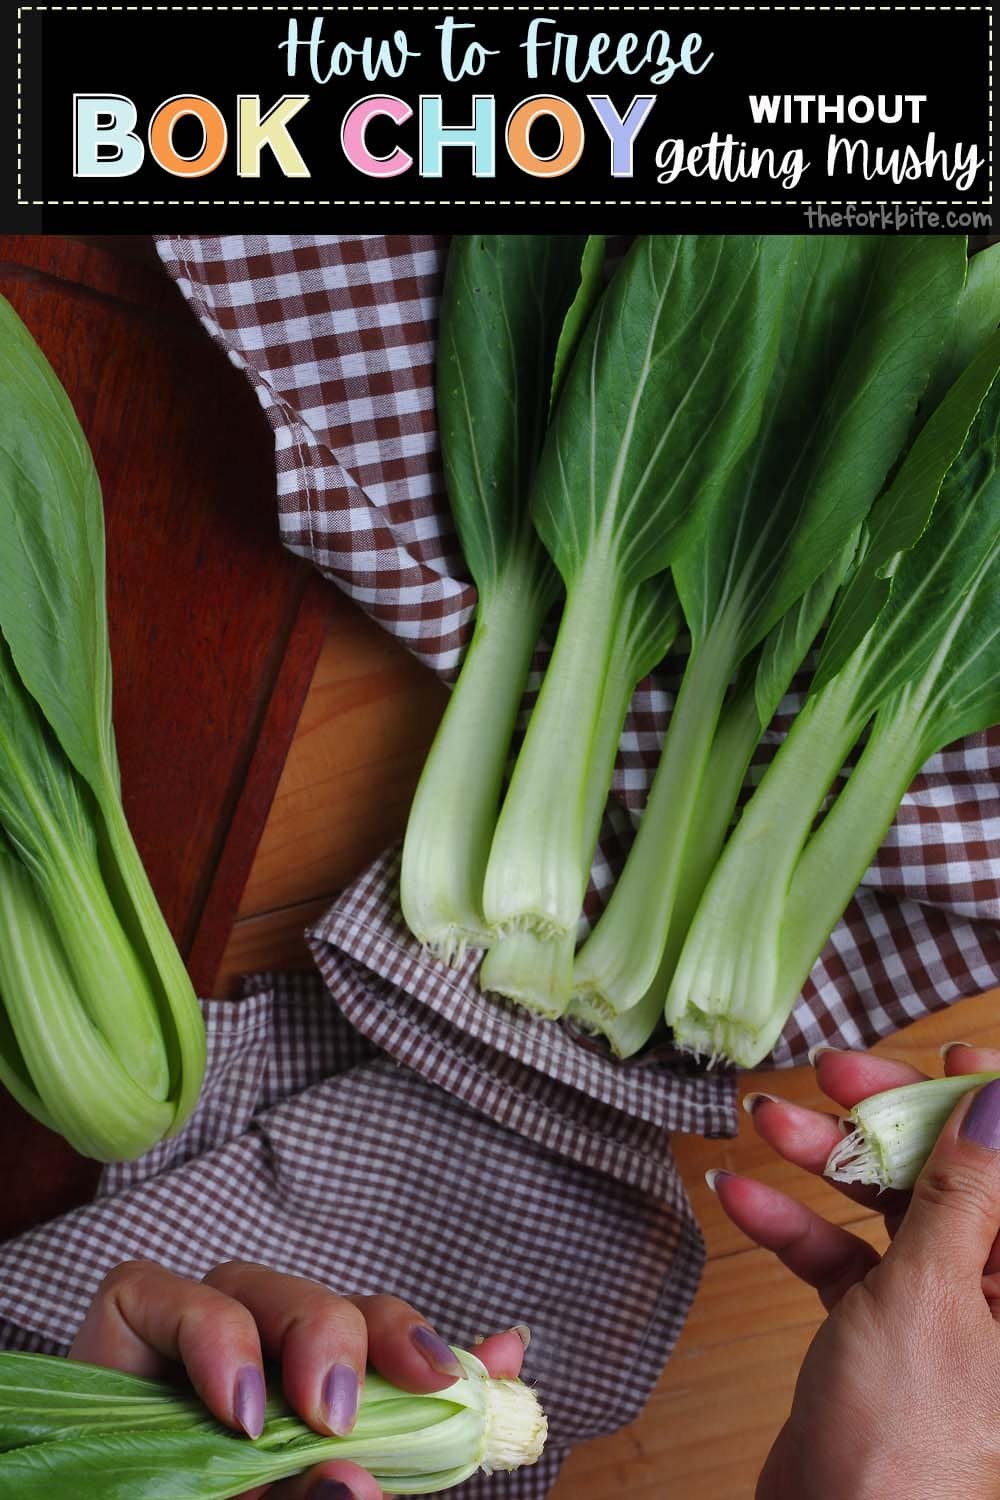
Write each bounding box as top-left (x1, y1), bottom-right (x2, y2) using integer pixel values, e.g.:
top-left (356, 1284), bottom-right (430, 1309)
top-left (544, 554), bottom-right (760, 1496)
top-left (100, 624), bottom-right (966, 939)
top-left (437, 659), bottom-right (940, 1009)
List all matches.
top-left (0, 295), bottom-right (205, 1159)
top-left (0, 1349), bottom-right (547, 1497)
top-left (400, 235), bottom-right (603, 963)
top-left (668, 324), bottom-right (1000, 1066)
top-left (572, 235), bottom-right (968, 1023)
top-left (482, 235), bottom-right (799, 949)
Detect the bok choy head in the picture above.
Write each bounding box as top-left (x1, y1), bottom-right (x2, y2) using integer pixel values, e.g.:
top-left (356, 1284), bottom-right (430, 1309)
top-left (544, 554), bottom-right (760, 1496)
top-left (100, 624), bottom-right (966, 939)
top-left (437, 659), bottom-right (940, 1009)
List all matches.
top-left (571, 235), bottom-right (969, 1024)
top-left (0, 1349), bottom-right (547, 1497)
top-left (668, 313), bottom-right (1000, 1068)
top-left (400, 235), bottom-right (604, 962)
top-left (482, 235), bottom-right (799, 946)
top-left (0, 295), bottom-right (205, 1160)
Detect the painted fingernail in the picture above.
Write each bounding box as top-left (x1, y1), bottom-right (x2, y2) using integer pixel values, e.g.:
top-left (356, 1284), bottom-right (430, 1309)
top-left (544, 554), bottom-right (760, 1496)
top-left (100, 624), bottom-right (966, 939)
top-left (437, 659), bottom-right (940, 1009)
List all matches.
top-left (939, 1040), bottom-right (974, 1059)
top-left (233, 1364), bottom-right (266, 1440)
top-left (807, 1042), bottom-right (840, 1067)
top-left (742, 1091), bottom-right (779, 1116)
top-left (508, 1323), bottom-right (532, 1349)
top-left (705, 1169), bottom-right (733, 1193)
top-left (322, 1363), bottom-right (359, 1436)
top-left (961, 1079), bottom-right (1000, 1150)
top-left (411, 1325), bottom-right (465, 1379)
top-left (309, 1482), bottom-right (357, 1500)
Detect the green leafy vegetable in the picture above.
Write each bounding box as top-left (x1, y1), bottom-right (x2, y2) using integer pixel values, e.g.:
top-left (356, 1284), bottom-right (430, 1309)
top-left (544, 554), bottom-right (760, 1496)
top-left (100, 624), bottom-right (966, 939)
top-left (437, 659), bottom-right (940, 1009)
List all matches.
top-left (400, 235), bottom-right (600, 962)
top-left (825, 1073), bottom-right (1000, 1190)
top-left (0, 296), bottom-right (205, 1159)
top-left (667, 326), bottom-right (1000, 1066)
top-left (0, 1349), bottom-right (547, 1497)
top-left (572, 236), bottom-right (968, 1021)
top-left (481, 570), bottom-right (680, 1016)
top-left (482, 235), bottom-right (798, 950)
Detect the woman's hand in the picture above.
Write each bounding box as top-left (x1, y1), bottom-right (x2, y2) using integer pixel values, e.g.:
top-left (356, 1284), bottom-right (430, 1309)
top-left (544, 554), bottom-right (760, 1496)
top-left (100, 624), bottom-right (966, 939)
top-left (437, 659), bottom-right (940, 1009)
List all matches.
top-left (710, 1044), bottom-right (1000, 1500)
top-left (69, 1259), bottom-right (527, 1500)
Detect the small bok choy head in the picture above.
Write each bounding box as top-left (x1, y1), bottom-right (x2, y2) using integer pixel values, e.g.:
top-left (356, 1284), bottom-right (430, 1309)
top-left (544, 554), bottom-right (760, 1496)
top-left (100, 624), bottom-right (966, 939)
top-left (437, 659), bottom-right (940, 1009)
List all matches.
top-left (400, 234), bottom-right (605, 964)
top-left (0, 295), bottom-right (205, 1160)
top-left (0, 1349), bottom-right (547, 1498)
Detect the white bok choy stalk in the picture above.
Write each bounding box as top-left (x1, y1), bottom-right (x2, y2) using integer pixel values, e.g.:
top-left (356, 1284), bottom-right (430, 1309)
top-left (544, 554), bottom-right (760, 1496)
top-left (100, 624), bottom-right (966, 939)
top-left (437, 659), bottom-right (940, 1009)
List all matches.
top-left (571, 532), bottom-right (860, 1055)
top-left (668, 323), bottom-right (1000, 1068)
top-left (0, 1349), bottom-right (547, 1497)
top-left (482, 235), bottom-right (800, 953)
top-left (400, 235), bottom-right (605, 963)
top-left (572, 235), bottom-right (969, 1023)
top-left (0, 297), bottom-right (205, 1162)
top-left (480, 571), bottom-right (680, 1016)
top-left (826, 1073), bottom-right (1000, 1190)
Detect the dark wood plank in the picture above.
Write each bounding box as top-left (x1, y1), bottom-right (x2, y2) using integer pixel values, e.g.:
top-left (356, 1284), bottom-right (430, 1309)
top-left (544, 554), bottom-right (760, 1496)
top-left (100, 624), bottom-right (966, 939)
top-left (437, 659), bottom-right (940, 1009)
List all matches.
top-left (0, 235), bottom-right (325, 1235)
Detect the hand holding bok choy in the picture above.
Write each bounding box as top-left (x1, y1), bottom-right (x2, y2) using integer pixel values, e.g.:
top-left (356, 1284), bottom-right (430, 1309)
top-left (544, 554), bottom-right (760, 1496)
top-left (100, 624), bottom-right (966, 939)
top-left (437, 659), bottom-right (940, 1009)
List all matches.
top-left (0, 295), bottom-right (205, 1160)
top-left (0, 1259), bottom-right (541, 1498)
top-left (710, 1051), bottom-right (1000, 1499)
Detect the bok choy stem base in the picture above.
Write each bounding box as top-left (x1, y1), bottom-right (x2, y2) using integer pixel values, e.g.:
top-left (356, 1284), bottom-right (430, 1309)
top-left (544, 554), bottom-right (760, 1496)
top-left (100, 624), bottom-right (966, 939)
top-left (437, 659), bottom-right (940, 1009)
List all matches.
top-left (400, 564), bottom-right (550, 963)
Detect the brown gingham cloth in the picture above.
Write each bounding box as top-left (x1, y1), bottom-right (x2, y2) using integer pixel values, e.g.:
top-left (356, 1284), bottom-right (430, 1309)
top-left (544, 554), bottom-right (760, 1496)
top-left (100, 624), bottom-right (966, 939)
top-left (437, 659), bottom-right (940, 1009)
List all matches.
top-left (0, 236), bottom-right (997, 1495)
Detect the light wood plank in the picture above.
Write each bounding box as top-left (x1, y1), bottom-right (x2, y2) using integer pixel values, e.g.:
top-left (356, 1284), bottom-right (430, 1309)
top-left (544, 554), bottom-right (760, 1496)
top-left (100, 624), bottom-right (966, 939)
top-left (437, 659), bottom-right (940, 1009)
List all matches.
top-left (234, 595), bottom-right (446, 922)
top-left (551, 1219), bottom-right (888, 1500)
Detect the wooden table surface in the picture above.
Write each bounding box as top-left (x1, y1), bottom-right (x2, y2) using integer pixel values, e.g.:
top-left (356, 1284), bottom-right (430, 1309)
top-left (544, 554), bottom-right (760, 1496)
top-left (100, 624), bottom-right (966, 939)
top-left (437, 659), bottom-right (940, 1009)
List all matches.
top-left (218, 592), bottom-right (1000, 1500)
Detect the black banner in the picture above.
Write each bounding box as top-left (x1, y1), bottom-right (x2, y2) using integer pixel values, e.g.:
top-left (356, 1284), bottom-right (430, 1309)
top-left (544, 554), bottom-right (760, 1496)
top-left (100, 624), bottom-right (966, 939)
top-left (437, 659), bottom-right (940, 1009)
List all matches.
top-left (5, 4), bottom-right (995, 231)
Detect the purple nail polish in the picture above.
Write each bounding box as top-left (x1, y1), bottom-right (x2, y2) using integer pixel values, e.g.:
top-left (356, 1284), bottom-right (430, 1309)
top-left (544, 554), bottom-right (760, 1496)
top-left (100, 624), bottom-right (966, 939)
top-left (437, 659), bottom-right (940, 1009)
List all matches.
top-left (309, 1482), bottom-right (357, 1500)
top-left (961, 1079), bottom-right (1000, 1149)
top-left (411, 1325), bottom-right (464, 1378)
top-left (233, 1364), bottom-right (266, 1440)
top-left (705, 1168), bottom-right (733, 1193)
top-left (322, 1363), bottom-right (359, 1436)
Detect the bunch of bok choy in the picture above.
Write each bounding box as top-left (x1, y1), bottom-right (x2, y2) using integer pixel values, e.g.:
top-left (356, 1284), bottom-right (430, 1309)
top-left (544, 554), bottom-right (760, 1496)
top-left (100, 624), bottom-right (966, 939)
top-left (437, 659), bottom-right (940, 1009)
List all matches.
top-left (0, 1349), bottom-right (546, 1497)
top-left (667, 318), bottom-right (1000, 1066)
top-left (0, 296), bottom-right (206, 1160)
top-left (400, 233), bottom-right (1000, 1071)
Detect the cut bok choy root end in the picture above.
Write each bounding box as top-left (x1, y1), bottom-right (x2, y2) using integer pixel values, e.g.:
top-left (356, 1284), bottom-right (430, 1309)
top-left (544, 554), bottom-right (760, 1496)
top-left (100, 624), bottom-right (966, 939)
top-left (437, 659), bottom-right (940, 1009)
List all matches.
top-left (824, 1074), bottom-right (1000, 1190)
top-left (0, 1349), bottom-right (548, 1498)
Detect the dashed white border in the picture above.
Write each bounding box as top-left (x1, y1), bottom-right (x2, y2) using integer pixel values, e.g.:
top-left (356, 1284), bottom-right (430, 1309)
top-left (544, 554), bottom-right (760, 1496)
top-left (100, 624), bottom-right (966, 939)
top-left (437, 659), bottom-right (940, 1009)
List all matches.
top-left (14, 3), bottom-right (995, 209)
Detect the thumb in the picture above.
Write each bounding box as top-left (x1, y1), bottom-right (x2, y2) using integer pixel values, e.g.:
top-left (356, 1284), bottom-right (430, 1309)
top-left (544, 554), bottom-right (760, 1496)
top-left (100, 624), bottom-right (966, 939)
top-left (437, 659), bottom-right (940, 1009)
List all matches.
top-left (888, 1076), bottom-right (1000, 1285)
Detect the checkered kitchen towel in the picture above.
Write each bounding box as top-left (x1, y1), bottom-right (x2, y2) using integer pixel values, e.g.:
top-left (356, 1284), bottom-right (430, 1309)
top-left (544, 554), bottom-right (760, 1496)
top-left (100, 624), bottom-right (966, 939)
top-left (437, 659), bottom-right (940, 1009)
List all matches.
top-left (0, 236), bottom-right (997, 1496)
top-left (0, 977), bottom-right (703, 1498)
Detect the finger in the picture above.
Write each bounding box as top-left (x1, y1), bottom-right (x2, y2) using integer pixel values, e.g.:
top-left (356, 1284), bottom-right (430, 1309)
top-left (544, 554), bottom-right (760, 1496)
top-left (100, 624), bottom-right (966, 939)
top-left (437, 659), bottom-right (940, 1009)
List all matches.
top-left (204, 1262), bottom-right (368, 1438)
top-left (811, 1046), bottom-right (928, 1109)
top-left (471, 1328), bottom-right (528, 1380)
top-left (69, 1260), bottom-right (265, 1437)
top-left (745, 1095), bottom-right (911, 1220)
top-left (888, 1077), bottom-right (1000, 1289)
top-left (350, 1295), bottom-right (464, 1393)
top-left (707, 1170), bottom-right (880, 1310)
top-left (267, 1459), bottom-right (383, 1500)
top-left (942, 1042), bottom-right (1000, 1078)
